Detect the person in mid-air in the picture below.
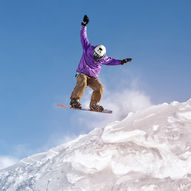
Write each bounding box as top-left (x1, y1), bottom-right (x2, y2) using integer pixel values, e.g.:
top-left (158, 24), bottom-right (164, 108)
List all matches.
top-left (70, 15), bottom-right (132, 112)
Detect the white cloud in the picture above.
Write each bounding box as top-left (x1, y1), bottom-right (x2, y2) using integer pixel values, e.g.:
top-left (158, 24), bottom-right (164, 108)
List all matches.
top-left (102, 88), bottom-right (152, 120)
top-left (0, 156), bottom-right (18, 170)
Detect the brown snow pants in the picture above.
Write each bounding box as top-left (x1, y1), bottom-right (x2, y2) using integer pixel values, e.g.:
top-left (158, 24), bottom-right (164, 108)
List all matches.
top-left (70, 73), bottom-right (103, 105)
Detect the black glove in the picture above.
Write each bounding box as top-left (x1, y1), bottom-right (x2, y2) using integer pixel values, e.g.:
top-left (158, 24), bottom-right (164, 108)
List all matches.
top-left (121, 58), bottom-right (132, 65)
top-left (81, 15), bottom-right (89, 26)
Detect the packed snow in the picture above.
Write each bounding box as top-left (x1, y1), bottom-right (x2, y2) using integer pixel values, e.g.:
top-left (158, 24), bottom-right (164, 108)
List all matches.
top-left (1, 99), bottom-right (191, 191)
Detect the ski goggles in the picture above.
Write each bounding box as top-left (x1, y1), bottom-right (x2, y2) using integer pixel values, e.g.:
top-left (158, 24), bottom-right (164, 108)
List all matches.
top-left (93, 51), bottom-right (104, 59)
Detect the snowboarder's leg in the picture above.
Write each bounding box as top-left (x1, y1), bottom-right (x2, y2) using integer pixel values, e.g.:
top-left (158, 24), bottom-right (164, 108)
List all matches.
top-left (70, 73), bottom-right (87, 108)
top-left (88, 77), bottom-right (104, 112)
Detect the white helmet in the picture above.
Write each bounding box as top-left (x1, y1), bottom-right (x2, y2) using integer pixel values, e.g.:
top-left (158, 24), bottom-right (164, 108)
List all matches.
top-left (93, 45), bottom-right (106, 59)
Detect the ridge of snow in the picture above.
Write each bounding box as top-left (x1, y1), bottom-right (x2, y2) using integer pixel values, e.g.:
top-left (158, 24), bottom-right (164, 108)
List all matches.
top-left (1, 99), bottom-right (191, 191)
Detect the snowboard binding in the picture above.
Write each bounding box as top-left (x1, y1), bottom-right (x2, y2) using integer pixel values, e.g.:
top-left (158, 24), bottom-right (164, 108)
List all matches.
top-left (90, 103), bottom-right (104, 112)
top-left (70, 99), bottom-right (82, 109)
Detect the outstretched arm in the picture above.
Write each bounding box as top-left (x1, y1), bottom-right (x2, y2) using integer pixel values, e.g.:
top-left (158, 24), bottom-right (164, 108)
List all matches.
top-left (80, 15), bottom-right (90, 49)
top-left (103, 56), bottom-right (132, 66)
top-left (103, 56), bottom-right (121, 65)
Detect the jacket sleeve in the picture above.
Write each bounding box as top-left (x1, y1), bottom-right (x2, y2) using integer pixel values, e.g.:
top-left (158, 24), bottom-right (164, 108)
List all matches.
top-left (102, 56), bottom-right (121, 66)
top-left (80, 26), bottom-right (91, 49)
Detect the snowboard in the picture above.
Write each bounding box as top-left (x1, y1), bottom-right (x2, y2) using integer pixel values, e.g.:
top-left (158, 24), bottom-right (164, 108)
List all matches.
top-left (57, 104), bottom-right (112, 114)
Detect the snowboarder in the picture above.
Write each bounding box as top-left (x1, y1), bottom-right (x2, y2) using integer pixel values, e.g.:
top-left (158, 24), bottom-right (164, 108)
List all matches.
top-left (70, 15), bottom-right (132, 112)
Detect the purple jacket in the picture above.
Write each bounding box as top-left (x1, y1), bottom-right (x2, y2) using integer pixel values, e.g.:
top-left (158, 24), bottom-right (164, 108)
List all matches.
top-left (76, 26), bottom-right (121, 78)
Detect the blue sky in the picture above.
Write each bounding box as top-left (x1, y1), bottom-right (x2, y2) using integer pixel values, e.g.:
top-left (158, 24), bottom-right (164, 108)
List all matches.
top-left (0, 0), bottom-right (191, 168)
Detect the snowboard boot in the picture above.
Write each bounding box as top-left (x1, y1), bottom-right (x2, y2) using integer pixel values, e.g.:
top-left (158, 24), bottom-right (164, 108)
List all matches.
top-left (90, 103), bottom-right (104, 112)
top-left (70, 99), bottom-right (82, 109)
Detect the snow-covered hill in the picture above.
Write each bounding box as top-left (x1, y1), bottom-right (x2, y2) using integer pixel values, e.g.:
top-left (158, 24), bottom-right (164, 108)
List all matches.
top-left (1, 99), bottom-right (191, 191)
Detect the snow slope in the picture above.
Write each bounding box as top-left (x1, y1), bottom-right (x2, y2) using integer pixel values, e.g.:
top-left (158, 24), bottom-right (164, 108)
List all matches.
top-left (1, 99), bottom-right (191, 191)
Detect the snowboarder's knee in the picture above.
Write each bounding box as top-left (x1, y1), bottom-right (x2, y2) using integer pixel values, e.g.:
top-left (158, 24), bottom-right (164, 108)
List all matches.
top-left (100, 84), bottom-right (104, 93)
top-left (95, 83), bottom-right (103, 94)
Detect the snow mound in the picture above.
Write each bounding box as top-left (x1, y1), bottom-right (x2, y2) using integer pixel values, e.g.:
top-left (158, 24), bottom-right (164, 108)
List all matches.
top-left (1, 99), bottom-right (191, 191)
